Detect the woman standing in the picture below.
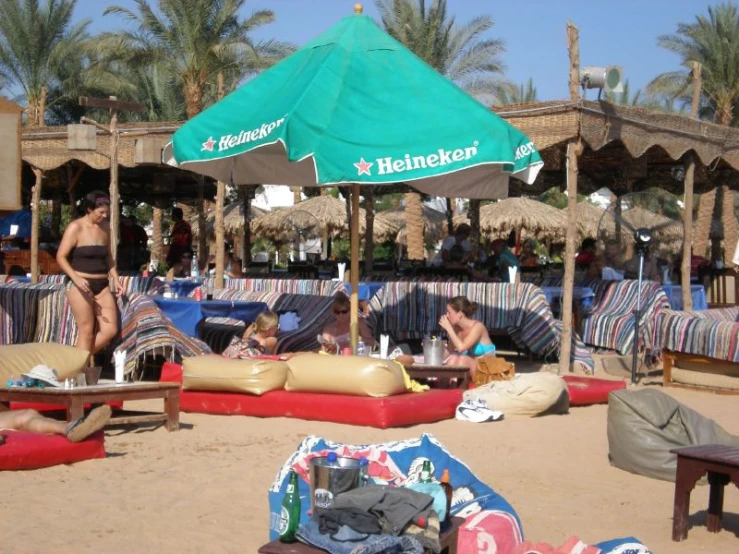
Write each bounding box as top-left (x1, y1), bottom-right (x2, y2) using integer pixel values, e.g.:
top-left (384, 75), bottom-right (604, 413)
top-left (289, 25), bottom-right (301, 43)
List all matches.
top-left (439, 296), bottom-right (496, 378)
top-left (57, 192), bottom-right (122, 359)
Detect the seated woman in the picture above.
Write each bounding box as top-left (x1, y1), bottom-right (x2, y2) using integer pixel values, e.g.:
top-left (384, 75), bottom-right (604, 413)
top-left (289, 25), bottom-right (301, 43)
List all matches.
top-left (518, 239), bottom-right (539, 267)
top-left (166, 248), bottom-right (193, 280)
top-left (222, 310), bottom-right (280, 358)
top-left (320, 293), bottom-right (376, 354)
top-left (439, 296), bottom-right (496, 378)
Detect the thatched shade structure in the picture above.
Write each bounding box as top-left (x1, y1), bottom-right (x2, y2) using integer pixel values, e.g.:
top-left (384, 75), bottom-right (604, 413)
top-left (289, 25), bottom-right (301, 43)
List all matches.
top-left (191, 202), bottom-right (266, 235)
top-left (374, 205), bottom-right (447, 244)
top-left (454, 197), bottom-right (573, 241)
top-left (567, 201), bottom-right (606, 239)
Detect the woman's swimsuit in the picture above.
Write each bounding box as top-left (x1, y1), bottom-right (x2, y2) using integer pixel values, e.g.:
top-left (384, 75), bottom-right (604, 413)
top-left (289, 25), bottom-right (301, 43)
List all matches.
top-left (461, 342), bottom-right (496, 357)
top-left (67, 244), bottom-right (111, 295)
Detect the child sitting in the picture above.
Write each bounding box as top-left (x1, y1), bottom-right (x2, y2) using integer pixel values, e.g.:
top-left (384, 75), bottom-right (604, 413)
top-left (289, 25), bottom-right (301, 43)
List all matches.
top-left (222, 310), bottom-right (279, 359)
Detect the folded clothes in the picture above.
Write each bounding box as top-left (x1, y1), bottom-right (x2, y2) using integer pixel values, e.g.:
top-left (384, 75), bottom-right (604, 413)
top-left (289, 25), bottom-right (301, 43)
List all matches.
top-left (298, 520), bottom-right (424, 554)
top-left (319, 507), bottom-right (383, 537)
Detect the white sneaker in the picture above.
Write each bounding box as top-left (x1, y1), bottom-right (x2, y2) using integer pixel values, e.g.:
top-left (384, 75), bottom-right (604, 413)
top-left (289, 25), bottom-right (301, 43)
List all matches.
top-left (455, 399), bottom-right (504, 423)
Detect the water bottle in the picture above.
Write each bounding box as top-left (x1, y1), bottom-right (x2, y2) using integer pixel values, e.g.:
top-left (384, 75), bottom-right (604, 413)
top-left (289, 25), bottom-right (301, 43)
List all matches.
top-left (191, 254), bottom-right (199, 278)
top-left (357, 340), bottom-right (366, 357)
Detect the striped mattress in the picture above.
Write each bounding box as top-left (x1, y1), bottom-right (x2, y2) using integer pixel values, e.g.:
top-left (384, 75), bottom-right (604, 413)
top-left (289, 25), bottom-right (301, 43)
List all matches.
top-left (656, 307), bottom-right (739, 363)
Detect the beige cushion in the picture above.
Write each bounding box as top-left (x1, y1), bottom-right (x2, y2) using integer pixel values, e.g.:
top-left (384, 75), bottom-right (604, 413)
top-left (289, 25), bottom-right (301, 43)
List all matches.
top-left (182, 354), bottom-right (288, 395)
top-left (464, 372), bottom-right (569, 416)
top-left (285, 353), bottom-right (407, 398)
top-left (0, 343), bottom-right (89, 382)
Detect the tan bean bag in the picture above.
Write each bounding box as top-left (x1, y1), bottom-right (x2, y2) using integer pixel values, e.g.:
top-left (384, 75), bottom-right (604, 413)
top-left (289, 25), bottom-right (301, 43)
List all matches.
top-left (463, 372), bottom-right (569, 416)
top-left (182, 354), bottom-right (288, 395)
top-left (0, 343), bottom-right (89, 382)
top-left (285, 353), bottom-right (407, 398)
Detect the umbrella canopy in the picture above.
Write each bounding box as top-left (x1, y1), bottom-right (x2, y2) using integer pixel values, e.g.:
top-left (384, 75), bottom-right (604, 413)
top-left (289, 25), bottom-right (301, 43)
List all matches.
top-left (454, 197), bottom-right (571, 241)
top-left (191, 202), bottom-right (266, 236)
top-left (569, 201), bottom-right (606, 239)
top-left (374, 205), bottom-right (447, 244)
top-left (163, 12), bottom-right (542, 199)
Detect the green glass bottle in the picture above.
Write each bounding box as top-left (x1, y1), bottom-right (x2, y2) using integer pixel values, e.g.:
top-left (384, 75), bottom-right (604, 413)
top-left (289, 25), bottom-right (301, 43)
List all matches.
top-left (420, 460), bottom-right (432, 483)
top-left (279, 470), bottom-right (301, 543)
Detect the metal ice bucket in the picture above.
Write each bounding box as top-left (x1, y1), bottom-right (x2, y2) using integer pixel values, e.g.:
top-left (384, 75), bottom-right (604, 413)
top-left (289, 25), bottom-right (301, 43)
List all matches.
top-left (309, 455), bottom-right (367, 519)
top-left (423, 337), bottom-right (446, 366)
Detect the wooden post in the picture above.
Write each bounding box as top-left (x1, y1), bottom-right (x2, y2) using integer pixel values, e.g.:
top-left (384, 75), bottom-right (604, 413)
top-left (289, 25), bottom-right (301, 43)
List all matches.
top-left (681, 62), bottom-right (702, 310)
top-left (364, 186), bottom-right (374, 275)
top-left (109, 110), bottom-right (120, 264)
top-left (197, 175), bottom-right (207, 269)
top-left (559, 21), bottom-right (581, 375)
top-left (350, 183), bottom-right (361, 352)
top-left (30, 168), bottom-right (43, 283)
top-left (214, 73), bottom-right (226, 288)
top-left (152, 205), bottom-right (162, 266)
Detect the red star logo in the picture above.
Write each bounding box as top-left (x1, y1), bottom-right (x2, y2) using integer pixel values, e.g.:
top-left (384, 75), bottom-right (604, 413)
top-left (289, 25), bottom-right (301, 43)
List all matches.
top-left (201, 137), bottom-right (216, 152)
top-left (354, 157), bottom-right (373, 176)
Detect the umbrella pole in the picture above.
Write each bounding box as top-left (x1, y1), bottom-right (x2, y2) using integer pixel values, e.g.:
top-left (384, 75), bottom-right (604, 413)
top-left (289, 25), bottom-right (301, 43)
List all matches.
top-left (350, 183), bottom-right (360, 352)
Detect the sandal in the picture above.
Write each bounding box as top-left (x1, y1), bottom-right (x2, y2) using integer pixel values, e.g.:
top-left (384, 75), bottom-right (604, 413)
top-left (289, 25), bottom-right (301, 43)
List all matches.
top-left (66, 405), bottom-right (112, 442)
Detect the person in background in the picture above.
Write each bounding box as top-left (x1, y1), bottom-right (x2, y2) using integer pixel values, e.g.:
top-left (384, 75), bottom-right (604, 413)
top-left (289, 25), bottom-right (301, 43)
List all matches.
top-left (434, 224), bottom-right (472, 266)
top-left (439, 296), bottom-right (496, 378)
top-left (167, 207), bottom-right (193, 267)
top-left (165, 248), bottom-right (194, 280)
top-left (0, 405), bottom-right (112, 443)
top-left (518, 239), bottom-right (539, 267)
top-left (489, 238), bottom-right (519, 282)
top-left (56, 191), bottom-right (123, 361)
top-left (575, 238), bottom-right (597, 267)
top-left (320, 293), bottom-right (375, 354)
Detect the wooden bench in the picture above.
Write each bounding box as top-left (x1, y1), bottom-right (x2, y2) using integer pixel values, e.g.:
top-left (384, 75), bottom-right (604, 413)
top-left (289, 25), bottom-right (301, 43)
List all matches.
top-left (670, 444), bottom-right (739, 541)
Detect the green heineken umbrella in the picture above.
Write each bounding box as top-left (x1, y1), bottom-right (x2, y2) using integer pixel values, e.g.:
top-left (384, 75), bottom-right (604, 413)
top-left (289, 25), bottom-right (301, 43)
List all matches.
top-left (163, 8), bottom-right (542, 197)
top-left (163, 4), bottom-right (542, 350)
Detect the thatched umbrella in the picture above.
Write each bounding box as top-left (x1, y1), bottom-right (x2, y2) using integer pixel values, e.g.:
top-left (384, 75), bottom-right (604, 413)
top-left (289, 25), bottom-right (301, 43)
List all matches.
top-left (455, 197), bottom-right (572, 242)
top-left (568, 201), bottom-right (606, 239)
top-left (374, 205), bottom-right (447, 244)
top-left (191, 202), bottom-right (266, 236)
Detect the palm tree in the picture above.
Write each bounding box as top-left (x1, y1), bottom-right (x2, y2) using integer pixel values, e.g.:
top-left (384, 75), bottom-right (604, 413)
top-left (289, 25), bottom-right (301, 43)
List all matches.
top-left (97, 0), bottom-right (294, 119)
top-left (376, 0), bottom-right (508, 259)
top-left (649, 3), bottom-right (739, 262)
top-left (648, 3), bottom-right (739, 125)
top-left (495, 78), bottom-right (538, 106)
top-left (0, 0), bottom-right (90, 127)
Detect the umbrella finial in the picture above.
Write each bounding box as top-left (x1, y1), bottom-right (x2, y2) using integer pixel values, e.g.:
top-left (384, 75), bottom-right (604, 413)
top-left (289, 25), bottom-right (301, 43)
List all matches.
top-left (354, 3), bottom-right (363, 14)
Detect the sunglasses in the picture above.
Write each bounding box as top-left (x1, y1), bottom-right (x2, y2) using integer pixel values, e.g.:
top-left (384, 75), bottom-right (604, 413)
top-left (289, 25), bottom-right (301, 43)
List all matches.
top-left (334, 309), bottom-right (349, 315)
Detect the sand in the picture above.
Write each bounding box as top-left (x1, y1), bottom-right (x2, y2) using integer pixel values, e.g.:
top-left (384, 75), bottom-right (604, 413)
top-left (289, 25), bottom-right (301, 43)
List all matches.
top-left (1, 374), bottom-right (738, 553)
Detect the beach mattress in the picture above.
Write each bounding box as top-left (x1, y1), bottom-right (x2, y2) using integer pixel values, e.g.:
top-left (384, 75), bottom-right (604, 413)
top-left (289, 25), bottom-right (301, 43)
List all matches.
top-left (562, 375), bottom-right (626, 406)
top-left (0, 430), bottom-right (105, 471)
top-left (161, 362), bottom-right (461, 428)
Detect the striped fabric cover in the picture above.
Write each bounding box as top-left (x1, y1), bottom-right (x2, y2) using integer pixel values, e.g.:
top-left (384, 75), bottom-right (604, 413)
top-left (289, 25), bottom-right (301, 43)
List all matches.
top-left (376, 281), bottom-right (593, 372)
top-left (655, 307), bottom-right (739, 362)
top-left (581, 280), bottom-right (670, 354)
top-left (200, 277), bottom-right (341, 296)
top-left (115, 293), bottom-right (210, 376)
top-left (0, 283), bottom-right (60, 345)
top-left (273, 294), bottom-right (337, 353)
top-left (38, 275), bottom-right (67, 285)
top-left (34, 286), bottom-right (78, 345)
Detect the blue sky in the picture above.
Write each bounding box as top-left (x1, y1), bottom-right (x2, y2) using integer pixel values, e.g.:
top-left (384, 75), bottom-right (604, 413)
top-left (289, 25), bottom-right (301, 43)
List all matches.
top-left (76, 0), bottom-right (717, 101)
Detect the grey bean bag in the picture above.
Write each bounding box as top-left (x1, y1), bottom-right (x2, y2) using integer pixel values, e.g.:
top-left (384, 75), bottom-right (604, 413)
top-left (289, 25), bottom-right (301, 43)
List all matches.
top-left (607, 388), bottom-right (739, 481)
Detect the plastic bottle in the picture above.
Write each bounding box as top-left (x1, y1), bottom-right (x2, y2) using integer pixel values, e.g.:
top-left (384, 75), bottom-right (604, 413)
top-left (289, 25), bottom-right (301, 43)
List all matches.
top-left (279, 470), bottom-right (301, 543)
top-left (420, 460), bottom-right (432, 483)
top-left (357, 340), bottom-right (366, 357)
top-left (191, 254), bottom-right (200, 278)
top-left (440, 469), bottom-right (453, 523)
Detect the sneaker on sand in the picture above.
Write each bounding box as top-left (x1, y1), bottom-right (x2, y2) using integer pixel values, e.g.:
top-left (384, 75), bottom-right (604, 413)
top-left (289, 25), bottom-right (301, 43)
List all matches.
top-left (455, 399), bottom-right (504, 423)
top-left (66, 405), bottom-right (112, 442)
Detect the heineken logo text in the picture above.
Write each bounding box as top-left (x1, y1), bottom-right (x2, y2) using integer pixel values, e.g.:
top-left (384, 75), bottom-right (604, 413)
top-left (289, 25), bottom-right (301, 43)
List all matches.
top-left (202, 116), bottom-right (285, 152)
top-left (514, 141), bottom-right (535, 160)
top-left (359, 142), bottom-right (479, 177)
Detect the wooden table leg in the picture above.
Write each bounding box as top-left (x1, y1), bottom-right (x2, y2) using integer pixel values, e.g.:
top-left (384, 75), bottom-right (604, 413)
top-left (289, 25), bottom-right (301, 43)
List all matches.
top-left (164, 390), bottom-right (180, 431)
top-left (68, 397), bottom-right (85, 422)
top-left (0, 400), bottom-right (9, 412)
top-left (672, 459), bottom-right (705, 541)
top-left (707, 471), bottom-right (730, 533)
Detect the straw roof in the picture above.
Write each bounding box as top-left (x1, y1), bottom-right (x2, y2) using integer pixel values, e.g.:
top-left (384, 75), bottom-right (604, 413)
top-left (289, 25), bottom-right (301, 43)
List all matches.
top-left (455, 197), bottom-right (572, 241)
top-left (191, 202), bottom-right (266, 236)
top-left (374, 205), bottom-right (447, 243)
top-left (567, 202), bottom-right (606, 239)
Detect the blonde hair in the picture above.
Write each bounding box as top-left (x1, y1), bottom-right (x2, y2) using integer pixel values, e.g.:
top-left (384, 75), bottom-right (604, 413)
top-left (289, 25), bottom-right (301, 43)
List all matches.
top-left (245, 310), bottom-right (279, 337)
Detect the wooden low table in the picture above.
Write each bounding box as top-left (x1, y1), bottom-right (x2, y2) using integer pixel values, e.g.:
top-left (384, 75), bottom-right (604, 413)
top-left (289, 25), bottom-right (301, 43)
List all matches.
top-left (670, 444), bottom-right (739, 541)
top-left (258, 516), bottom-right (463, 554)
top-left (405, 365), bottom-right (470, 389)
top-left (0, 382), bottom-right (180, 431)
